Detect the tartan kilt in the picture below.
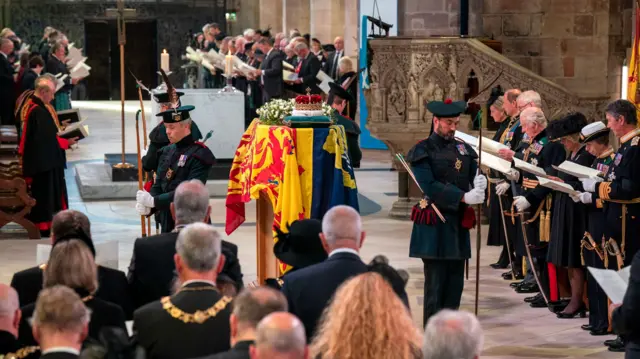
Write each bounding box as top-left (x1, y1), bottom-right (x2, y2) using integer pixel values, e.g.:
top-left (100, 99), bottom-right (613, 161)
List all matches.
top-left (53, 91), bottom-right (71, 111)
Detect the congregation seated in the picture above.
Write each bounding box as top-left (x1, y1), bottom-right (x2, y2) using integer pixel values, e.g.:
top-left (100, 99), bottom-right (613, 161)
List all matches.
top-left (127, 180), bottom-right (243, 309)
top-left (310, 272), bottom-right (422, 359)
top-left (10, 210), bottom-right (132, 319)
top-left (250, 312), bottom-right (308, 359)
top-left (422, 309), bottom-right (484, 359)
top-left (194, 286), bottom-right (288, 359)
top-left (31, 286), bottom-right (91, 359)
top-left (18, 239), bottom-right (127, 346)
top-left (133, 223), bottom-right (233, 359)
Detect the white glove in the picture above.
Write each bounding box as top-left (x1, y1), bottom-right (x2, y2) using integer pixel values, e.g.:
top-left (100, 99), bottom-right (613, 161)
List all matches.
top-left (136, 190), bottom-right (155, 208)
top-left (473, 175), bottom-right (487, 191)
top-left (578, 192), bottom-right (593, 204)
top-left (513, 196), bottom-right (531, 211)
top-left (141, 148), bottom-right (147, 157)
top-left (580, 177), bottom-right (603, 193)
top-left (463, 188), bottom-right (485, 205)
top-left (496, 182), bottom-right (511, 196)
top-left (569, 193), bottom-right (581, 203)
top-left (136, 203), bottom-right (151, 216)
top-left (505, 169), bottom-right (520, 181)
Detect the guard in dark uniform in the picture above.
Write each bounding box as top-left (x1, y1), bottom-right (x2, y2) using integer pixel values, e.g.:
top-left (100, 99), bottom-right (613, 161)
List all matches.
top-left (545, 113), bottom-right (593, 317)
top-left (328, 82), bottom-right (362, 168)
top-left (486, 89), bottom-right (524, 277)
top-left (135, 106), bottom-right (215, 233)
top-left (264, 219), bottom-right (327, 289)
top-left (504, 107), bottom-right (566, 305)
top-left (577, 100), bottom-right (640, 352)
top-left (407, 99), bottom-right (487, 327)
top-left (570, 121), bottom-right (614, 335)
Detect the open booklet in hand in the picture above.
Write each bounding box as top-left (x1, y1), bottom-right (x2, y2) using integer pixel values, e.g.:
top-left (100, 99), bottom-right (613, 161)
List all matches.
top-left (56, 109), bottom-right (85, 124)
top-left (454, 130), bottom-right (509, 155)
top-left (588, 266), bottom-right (631, 304)
top-left (552, 161), bottom-right (603, 179)
top-left (58, 120), bottom-right (89, 140)
top-left (537, 176), bottom-right (579, 195)
top-left (513, 157), bottom-right (548, 178)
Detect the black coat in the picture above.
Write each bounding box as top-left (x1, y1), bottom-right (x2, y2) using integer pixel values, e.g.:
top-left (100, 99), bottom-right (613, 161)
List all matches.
top-left (127, 231), bottom-right (242, 310)
top-left (20, 69), bottom-right (38, 93)
top-left (322, 50), bottom-right (344, 81)
top-left (0, 54), bottom-right (16, 126)
top-left (281, 252), bottom-right (367, 341)
top-left (45, 56), bottom-right (71, 93)
top-left (296, 55), bottom-right (321, 95)
top-left (613, 250), bottom-right (640, 358)
top-left (10, 264), bottom-right (133, 320)
top-left (18, 290), bottom-right (127, 346)
top-left (259, 48), bottom-right (284, 101)
top-left (193, 340), bottom-right (252, 359)
top-left (133, 282), bottom-right (232, 359)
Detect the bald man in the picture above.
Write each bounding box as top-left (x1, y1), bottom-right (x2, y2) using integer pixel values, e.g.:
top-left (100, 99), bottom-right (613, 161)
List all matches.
top-left (0, 284), bottom-right (36, 356)
top-left (250, 312), bottom-right (308, 359)
top-left (323, 36), bottom-right (344, 81)
top-left (281, 205), bottom-right (367, 341)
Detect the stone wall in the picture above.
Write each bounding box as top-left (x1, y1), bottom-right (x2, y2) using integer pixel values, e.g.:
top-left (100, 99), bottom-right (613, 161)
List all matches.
top-left (398, 0), bottom-right (483, 37)
top-left (3, 0), bottom-right (225, 86)
top-left (482, 0), bottom-right (633, 99)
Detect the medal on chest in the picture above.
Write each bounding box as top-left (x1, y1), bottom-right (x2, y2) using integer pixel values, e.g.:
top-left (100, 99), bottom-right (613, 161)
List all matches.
top-left (531, 142), bottom-right (543, 155)
top-left (608, 171), bottom-right (616, 181)
top-left (614, 153), bottom-right (623, 166)
top-left (456, 144), bottom-right (468, 156)
top-left (178, 155), bottom-right (187, 167)
top-left (530, 158), bottom-right (538, 167)
top-left (455, 158), bottom-right (462, 172)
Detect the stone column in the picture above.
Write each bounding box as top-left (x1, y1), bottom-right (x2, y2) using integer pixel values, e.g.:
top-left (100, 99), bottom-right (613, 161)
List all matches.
top-left (283, 0), bottom-right (310, 35)
top-left (310, 0), bottom-right (344, 44)
top-left (344, 0), bottom-right (359, 57)
top-left (259, 0), bottom-right (283, 34)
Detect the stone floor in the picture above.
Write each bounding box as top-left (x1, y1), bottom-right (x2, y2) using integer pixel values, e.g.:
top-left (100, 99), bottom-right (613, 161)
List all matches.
top-left (0, 101), bottom-right (623, 358)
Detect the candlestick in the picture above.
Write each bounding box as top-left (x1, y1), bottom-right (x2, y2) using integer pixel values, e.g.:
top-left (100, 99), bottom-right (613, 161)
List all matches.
top-left (225, 49), bottom-right (233, 76)
top-left (161, 49), bottom-right (170, 72)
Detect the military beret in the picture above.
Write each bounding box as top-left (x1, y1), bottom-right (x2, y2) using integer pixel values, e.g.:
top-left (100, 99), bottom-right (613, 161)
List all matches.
top-left (426, 98), bottom-right (466, 118)
top-left (580, 121), bottom-right (610, 144)
top-left (156, 105), bottom-right (195, 124)
top-left (547, 112), bottom-right (588, 140)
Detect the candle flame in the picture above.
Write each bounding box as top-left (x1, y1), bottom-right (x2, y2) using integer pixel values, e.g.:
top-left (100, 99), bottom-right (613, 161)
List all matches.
top-left (163, 49), bottom-right (167, 54)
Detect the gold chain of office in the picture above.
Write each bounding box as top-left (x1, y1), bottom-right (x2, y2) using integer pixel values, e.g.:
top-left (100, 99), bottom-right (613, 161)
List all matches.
top-left (161, 294), bottom-right (232, 324)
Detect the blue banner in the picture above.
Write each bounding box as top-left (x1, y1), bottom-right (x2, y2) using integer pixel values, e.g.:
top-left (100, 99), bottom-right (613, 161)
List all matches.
top-left (359, 15), bottom-right (387, 150)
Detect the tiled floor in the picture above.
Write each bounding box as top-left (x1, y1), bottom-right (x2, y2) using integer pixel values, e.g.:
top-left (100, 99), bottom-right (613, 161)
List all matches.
top-left (0, 101), bottom-right (623, 358)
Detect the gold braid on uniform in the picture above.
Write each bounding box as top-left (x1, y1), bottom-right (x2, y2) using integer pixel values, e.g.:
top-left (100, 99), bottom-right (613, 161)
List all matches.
top-left (542, 195), bottom-right (552, 242)
top-left (4, 346), bottom-right (39, 359)
top-left (161, 295), bottom-right (232, 324)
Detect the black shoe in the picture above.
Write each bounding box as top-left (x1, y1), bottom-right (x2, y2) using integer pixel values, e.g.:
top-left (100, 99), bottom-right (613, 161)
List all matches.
top-left (581, 324), bottom-right (593, 331)
top-left (605, 337), bottom-right (624, 348)
top-left (590, 328), bottom-right (612, 336)
top-left (548, 300), bottom-right (570, 313)
top-left (524, 293), bottom-right (542, 303)
top-left (510, 281), bottom-right (524, 288)
top-left (491, 262), bottom-right (508, 269)
top-left (608, 346), bottom-right (625, 352)
top-left (516, 283), bottom-right (539, 293)
top-left (503, 271), bottom-right (524, 280)
top-left (530, 296), bottom-right (548, 308)
top-left (557, 304), bottom-right (587, 319)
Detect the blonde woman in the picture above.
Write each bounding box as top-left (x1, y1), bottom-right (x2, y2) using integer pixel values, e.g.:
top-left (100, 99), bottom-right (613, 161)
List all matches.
top-left (18, 239), bottom-right (127, 345)
top-left (336, 56), bottom-right (358, 120)
top-left (311, 272), bottom-right (422, 359)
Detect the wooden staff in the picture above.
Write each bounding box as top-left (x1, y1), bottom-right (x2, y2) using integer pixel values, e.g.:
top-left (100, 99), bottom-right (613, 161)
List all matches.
top-left (136, 86), bottom-right (151, 235)
top-left (474, 106), bottom-right (485, 316)
top-left (135, 112), bottom-right (147, 237)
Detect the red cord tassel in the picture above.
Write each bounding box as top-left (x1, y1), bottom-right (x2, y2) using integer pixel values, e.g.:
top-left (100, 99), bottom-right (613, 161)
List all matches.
top-left (411, 205), bottom-right (437, 225)
top-left (144, 180), bottom-right (153, 192)
top-left (461, 206), bottom-right (476, 229)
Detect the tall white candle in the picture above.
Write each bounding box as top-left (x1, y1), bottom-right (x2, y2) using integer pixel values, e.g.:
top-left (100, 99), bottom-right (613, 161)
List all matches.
top-left (225, 50), bottom-right (233, 76)
top-left (161, 49), bottom-right (170, 72)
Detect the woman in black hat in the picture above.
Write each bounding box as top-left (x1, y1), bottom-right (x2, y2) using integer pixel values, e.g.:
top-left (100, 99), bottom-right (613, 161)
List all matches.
top-left (546, 112), bottom-right (594, 318)
top-left (265, 219), bottom-right (328, 289)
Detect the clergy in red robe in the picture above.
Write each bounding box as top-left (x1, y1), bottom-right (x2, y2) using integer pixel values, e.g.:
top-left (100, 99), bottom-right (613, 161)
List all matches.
top-left (18, 75), bottom-right (78, 237)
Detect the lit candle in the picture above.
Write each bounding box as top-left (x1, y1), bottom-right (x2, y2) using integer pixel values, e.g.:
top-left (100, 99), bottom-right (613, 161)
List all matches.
top-left (225, 50), bottom-right (233, 76)
top-left (161, 49), bottom-right (170, 72)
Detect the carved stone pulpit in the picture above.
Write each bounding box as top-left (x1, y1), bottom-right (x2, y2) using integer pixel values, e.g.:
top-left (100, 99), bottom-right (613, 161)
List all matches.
top-left (363, 37), bottom-right (609, 219)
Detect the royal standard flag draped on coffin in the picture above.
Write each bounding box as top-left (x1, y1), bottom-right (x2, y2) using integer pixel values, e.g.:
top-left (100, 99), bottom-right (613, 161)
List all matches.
top-left (225, 121), bottom-right (359, 242)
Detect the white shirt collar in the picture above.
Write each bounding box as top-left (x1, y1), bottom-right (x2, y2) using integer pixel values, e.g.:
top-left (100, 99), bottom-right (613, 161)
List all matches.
top-left (182, 279), bottom-right (216, 287)
top-left (328, 248), bottom-right (359, 258)
top-left (42, 347), bottom-right (80, 355)
top-left (0, 52), bottom-right (7, 59)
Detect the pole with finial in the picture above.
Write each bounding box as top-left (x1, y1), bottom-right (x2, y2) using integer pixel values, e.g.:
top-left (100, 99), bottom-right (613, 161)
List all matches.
top-left (474, 103), bottom-right (485, 316)
top-left (112, 0), bottom-right (132, 170)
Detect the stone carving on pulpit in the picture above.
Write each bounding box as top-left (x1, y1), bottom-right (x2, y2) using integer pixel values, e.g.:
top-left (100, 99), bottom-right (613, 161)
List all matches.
top-left (387, 82), bottom-right (406, 122)
top-left (407, 73), bottom-right (419, 109)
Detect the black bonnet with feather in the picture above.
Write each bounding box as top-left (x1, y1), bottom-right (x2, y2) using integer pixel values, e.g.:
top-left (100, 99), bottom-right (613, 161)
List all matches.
top-left (547, 112), bottom-right (588, 140)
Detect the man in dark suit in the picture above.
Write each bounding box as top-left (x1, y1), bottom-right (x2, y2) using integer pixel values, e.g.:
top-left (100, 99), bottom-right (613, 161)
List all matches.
top-left (0, 38), bottom-right (16, 126)
top-left (133, 223), bottom-right (232, 359)
top-left (612, 250), bottom-right (640, 358)
top-left (10, 210), bottom-right (133, 319)
top-left (291, 42), bottom-right (321, 95)
top-left (281, 205), bottom-right (367, 341)
top-left (252, 37), bottom-right (284, 102)
top-left (322, 36), bottom-right (344, 81)
top-left (128, 180), bottom-right (243, 309)
top-left (0, 284), bottom-right (38, 357)
top-left (194, 287), bottom-right (288, 359)
top-left (31, 286), bottom-right (89, 359)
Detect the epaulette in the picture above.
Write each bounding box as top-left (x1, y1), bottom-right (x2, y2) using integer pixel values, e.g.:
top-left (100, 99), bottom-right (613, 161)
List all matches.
top-left (632, 136), bottom-right (640, 146)
top-left (406, 139), bottom-right (429, 163)
top-left (5, 346), bottom-right (40, 359)
top-left (191, 145), bottom-right (216, 166)
top-left (194, 141), bottom-right (208, 148)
